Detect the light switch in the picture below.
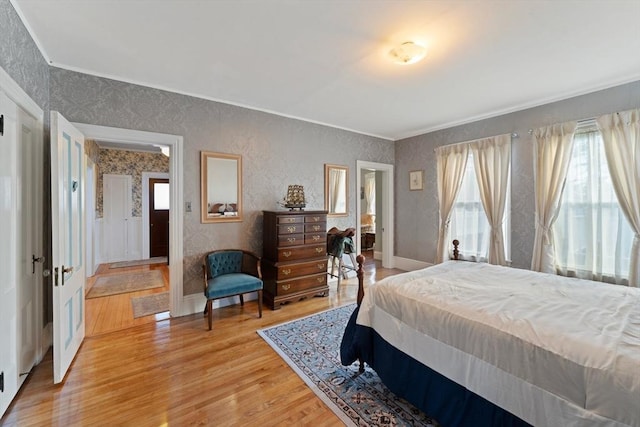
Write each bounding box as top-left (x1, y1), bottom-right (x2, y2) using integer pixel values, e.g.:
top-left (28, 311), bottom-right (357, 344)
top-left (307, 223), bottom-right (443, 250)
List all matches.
top-left (185, 201), bottom-right (192, 212)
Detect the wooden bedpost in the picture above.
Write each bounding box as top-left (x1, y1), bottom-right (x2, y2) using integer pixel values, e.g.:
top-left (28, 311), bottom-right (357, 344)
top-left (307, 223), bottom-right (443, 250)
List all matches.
top-left (356, 254), bottom-right (365, 306)
top-left (452, 239), bottom-right (460, 261)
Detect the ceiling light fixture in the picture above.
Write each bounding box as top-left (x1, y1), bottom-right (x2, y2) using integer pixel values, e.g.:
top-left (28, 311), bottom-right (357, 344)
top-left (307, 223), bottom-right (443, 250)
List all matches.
top-left (389, 41), bottom-right (426, 65)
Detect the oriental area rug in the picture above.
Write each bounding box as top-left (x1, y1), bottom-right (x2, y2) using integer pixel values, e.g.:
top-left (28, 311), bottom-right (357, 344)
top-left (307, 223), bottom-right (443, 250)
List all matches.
top-left (257, 304), bottom-right (439, 427)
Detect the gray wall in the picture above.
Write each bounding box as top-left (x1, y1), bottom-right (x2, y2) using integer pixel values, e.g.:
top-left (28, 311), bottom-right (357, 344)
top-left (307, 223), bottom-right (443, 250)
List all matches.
top-left (49, 68), bottom-right (394, 294)
top-left (395, 80), bottom-right (640, 269)
top-left (0, 0), bottom-right (52, 322)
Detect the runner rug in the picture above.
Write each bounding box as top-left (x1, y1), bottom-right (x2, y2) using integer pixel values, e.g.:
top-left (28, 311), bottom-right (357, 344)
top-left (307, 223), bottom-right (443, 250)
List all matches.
top-left (109, 256), bottom-right (167, 269)
top-left (86, 270), bottom-right (164, 298)
top-left (257, 304), bottom-right (439, 426)
top-left (131, 292), bottom-right (169, 318)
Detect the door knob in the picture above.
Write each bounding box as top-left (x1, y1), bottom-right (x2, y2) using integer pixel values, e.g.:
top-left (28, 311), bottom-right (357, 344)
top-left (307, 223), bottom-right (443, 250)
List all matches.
top-left (61, 265), bottom-right (74, 286)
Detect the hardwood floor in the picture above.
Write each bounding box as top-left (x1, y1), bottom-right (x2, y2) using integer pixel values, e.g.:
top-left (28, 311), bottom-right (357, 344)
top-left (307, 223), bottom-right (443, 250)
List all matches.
top-left (1, 254), bottom-right (404, 426)
top-left (85, 262), bottom-right (170, 337)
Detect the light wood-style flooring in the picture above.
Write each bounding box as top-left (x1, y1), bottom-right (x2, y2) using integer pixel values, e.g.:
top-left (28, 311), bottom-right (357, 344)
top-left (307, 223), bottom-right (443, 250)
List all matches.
top-left (85, 262), bottom-right (170, 337)
top-left (2, 252), bottom-right (404, 426)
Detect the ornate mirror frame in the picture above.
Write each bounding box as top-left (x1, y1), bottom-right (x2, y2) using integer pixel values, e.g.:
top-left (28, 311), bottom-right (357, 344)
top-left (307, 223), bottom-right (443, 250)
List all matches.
top-left (324, 164), bottom-right (349, 217)
top-left (201, 151), bottom-right (242, 223)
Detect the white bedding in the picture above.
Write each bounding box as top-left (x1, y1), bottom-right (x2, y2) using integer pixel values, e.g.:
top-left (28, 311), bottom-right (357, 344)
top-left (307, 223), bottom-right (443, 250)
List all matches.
top-left (357, 261), bottom-right (640, 427)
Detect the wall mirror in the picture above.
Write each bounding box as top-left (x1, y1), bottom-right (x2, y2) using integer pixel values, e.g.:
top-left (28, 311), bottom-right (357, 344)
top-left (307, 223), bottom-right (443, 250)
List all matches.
top-left (201, 151), bottom-right (242, 223)
top-left (324, 164), bottom-right (348, 217)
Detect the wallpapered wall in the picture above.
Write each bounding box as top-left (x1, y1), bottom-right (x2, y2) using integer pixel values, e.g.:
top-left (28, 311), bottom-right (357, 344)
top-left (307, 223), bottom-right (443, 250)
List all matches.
top-left (0, 0), bottom-right (52, 322)
top-left (394, 80), bottom-right (640, 270)
top-left (96, 149), bottom-right (170, 217)
top-left (49, 67), bottom-right (394, 295)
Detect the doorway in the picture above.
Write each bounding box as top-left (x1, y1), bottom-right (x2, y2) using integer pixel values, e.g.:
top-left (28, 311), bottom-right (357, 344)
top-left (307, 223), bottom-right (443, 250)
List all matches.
top-left (148, 178), bottom-right (170, 258)
top-left (356, 161), bottom-right (394, 269)
top-left (73, 123), bottom-right (184, 317)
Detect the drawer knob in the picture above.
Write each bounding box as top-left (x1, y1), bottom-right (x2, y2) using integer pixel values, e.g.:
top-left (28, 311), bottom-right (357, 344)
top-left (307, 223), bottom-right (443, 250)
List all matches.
top-left (282, 268), bottom-right (291, 276)
top-left (282, 284), bottom-right (291, 291)
top-left (317, 277), bottom-right (324, 283)
top-left (317, 264), bottom-right (324, 270)
top-left (315, 247), bottom-right (323, 253)
top-left (287, 237), bottom-right (296, 243)
top-left (283, 251), bottom-right (292, 258)
top-left (313, 217), bottom-right (319, 221)
top-left (313, 235), bottom-right (320, 241)
top-left (286, 218), bottom-right (295, 223)
top-left (287, 226), bottom-right (296, 233)
top-left (313, 225), bottom-right (320, 231)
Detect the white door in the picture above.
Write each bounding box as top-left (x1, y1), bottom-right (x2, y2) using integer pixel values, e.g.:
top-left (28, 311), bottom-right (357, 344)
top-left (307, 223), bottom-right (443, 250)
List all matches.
top-left (17, 106), bottom-right (42, 378)
top-left (0, 91), bottom-right (19, 417)
top-left (103, 174), bottom-right (131, 262)
top-left (51, 111), bottom-right (85, 384)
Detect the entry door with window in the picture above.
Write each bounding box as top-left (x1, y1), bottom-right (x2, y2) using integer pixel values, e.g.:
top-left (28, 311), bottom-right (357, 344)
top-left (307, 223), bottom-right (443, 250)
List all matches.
top-left (149, 178), bottom-right (169, 258)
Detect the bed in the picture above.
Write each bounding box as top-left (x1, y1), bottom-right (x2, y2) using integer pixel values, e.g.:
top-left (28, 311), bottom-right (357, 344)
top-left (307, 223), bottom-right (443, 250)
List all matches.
top-left (341, 249), bottom-right (640, 427)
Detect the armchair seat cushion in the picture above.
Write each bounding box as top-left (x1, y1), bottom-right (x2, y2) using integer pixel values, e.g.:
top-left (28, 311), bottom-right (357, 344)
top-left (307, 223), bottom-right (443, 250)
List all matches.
top-left (205, 273), bottom-right (263, 300)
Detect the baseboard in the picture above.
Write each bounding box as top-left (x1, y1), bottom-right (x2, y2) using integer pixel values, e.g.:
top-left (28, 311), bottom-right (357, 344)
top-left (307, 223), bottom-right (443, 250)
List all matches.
top-left (180, 292), bottom-right (259, 317)
top-left (393, 256), bottom-right (432, 271)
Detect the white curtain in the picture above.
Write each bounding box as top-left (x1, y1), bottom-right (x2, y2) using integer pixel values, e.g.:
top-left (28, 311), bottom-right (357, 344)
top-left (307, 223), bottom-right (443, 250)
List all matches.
top-left (364, 172), bottom-right (376, 215)
top-left (470, 134), bottom-right (511, 265)
top-left (436, 143), bottom-right (469, 263)
top-left (531, 121), bottom-right (577, 273)
top-left (597, 109), bottom-right (640, 287)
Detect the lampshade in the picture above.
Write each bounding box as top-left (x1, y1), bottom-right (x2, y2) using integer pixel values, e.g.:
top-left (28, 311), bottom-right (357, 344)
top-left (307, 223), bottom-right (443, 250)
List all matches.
top-left (389, 41), bottom-right (426, 65)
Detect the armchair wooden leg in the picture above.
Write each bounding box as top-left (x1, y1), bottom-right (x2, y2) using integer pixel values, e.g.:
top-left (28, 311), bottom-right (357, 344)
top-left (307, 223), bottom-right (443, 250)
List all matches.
top-left (207, 299), bottom-right (213, 330)
top-left (258, 290), bottom-right (263, 318)
top-left (239, 294), bottom-right (244, 306)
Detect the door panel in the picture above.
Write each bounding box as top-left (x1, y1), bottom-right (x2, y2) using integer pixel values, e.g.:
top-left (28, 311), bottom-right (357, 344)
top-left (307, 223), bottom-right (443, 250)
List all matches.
top-left (17, 107), bottom-right (40, 377)
top-left (51, 111), bottom-right (85, 384)
top-left (103, 174), bottom-right (131, 262)
top-left (149, 178), bottom-right (169, 258)
top-left (0, 91), bottom-right (19, 417)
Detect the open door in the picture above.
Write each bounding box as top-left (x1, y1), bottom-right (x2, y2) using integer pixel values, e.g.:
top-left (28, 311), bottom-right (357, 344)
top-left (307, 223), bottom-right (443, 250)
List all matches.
top-left (51, 111), bottom-right (85, 384)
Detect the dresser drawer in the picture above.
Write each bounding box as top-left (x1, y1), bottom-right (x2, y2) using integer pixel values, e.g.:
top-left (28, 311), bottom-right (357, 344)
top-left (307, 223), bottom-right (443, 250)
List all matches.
top-left (276, 273), bottom-right (327, 295)
top-left (277, 215), bottom-right (303, 225)
top-left (275, 259), bottom-right (327, 280)
top-left (304, 214), bottom-right (325, 223)
top-left (304, 223), bottom-right (326, 233)
top-left (277, 224), bottom-right (303, 235)
top-left (305, 233), bottom-right (326, 244)
top-left (278, 234), bottom-right (304, 246)
top-left (277, 244), bottom-right (326, 261)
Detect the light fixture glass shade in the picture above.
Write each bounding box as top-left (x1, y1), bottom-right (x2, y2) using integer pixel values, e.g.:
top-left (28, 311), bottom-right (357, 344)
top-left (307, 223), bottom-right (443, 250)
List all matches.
top-left (389, 41), bottom-right (426, 65)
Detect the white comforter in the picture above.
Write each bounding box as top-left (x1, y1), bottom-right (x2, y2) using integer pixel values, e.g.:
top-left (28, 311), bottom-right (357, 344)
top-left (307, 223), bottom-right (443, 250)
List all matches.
top-left (357, 261), bottom-right (640, 427)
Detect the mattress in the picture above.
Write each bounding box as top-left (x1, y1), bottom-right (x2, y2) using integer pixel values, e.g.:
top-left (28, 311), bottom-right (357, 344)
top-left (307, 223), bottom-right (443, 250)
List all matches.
top-left (356, 261), bottom-right (640, 427)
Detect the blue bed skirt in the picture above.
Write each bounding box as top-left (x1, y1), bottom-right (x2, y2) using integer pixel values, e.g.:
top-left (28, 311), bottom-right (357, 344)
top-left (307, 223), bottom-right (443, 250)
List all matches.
top-left (340, 306), bottom-right (532, 427)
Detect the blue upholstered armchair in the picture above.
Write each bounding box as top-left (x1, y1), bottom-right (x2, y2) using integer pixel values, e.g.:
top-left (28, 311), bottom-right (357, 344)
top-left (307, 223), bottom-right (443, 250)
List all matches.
top-left (202, 249), bottom-right (263, 330)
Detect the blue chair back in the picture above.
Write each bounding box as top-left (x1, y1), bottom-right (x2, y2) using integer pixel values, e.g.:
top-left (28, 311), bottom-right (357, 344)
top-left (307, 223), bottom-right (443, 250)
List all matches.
top-left (207, 251), bottom-right (243, 278)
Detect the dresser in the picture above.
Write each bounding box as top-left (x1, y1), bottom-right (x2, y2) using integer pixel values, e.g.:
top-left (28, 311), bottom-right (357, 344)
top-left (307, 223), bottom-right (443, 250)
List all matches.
top-left (262, 210), bottom-right (328, 309)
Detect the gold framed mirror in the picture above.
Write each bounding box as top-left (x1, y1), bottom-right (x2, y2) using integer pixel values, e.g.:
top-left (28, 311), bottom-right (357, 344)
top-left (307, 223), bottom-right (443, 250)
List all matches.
top-left (324, 164), bottom-right (348, 217)
top-left (201, 151), bottom-right (242, 223)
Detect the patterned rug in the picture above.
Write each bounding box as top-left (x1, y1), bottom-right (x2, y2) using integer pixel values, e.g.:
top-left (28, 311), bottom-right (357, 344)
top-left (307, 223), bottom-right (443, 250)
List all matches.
top-left (131, 292), bottom-right (169, 318)
top-left (258, 304), bottom-right (439, 426)
top-left (109, 256), bottom-right (167, 269)
top-left (86, 270), bottom-right (165, 298)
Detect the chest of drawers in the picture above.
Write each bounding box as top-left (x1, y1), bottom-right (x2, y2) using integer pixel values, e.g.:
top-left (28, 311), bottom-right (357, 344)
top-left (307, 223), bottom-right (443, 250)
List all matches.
top-left (262, 210), bottom-right (328, 309)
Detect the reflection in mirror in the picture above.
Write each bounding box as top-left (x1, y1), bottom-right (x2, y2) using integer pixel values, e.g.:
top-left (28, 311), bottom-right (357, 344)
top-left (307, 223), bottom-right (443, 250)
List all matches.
top-left (201, 151), bottom-right (242, 223)
top-left (325, 164), bottom-right (348, 216)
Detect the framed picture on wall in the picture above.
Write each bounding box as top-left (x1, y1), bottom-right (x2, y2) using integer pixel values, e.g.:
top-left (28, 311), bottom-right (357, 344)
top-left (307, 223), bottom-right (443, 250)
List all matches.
top-left (409, 170), bottom-right (423, 191)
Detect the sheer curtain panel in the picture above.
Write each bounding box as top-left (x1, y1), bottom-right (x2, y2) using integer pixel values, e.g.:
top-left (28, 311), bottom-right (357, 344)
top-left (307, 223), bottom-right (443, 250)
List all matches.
top-left (364, 172), bottom-right (376, 215)
top-left (597, 109), bottom-right (640, 287)
top-left (436, 143), bottom-right (469, 263)
top-left (531, 121), bottom-right (577, 273)
top-left (470, 134), bottom-right (511, 265)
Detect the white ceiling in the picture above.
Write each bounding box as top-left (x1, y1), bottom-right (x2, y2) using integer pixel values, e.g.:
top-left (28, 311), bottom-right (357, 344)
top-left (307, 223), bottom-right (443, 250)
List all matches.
top-left (11, 0), bottom-right (640, 141)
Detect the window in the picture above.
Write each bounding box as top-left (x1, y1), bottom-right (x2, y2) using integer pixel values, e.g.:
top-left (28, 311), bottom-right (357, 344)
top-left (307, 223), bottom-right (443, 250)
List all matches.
top-left (153, 182), bottom-right (170, 210)
top-left (450, 153), bottom-right (511, 262)
top-left (553, 126), bottom-right (633, 284)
